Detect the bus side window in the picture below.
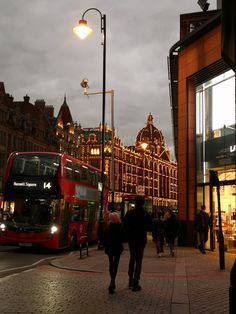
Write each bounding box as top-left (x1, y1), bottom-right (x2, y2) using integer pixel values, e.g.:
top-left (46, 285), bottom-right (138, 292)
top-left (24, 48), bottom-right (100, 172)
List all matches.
top-left (89, 171), bottom-right (97, 186)
top-left (87, 170), bottom-right (94, 186)
top-left (71, 204), bottom-right (80, 221)
top-left (64, 159), bottom-right (73, 179)
top-left (62, 202), bottom-right (71, 222)
top-left (88, 202), bottom-right (96, 221)
top-left (80, 204), bottom-right (89, 221)
top-left (74, 164), bottom-right (81, 182)
top-left (81, 167), bottom-right (88, 183)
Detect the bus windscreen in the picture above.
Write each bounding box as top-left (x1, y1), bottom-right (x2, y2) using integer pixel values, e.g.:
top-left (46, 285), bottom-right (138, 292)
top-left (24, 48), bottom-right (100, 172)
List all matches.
top-left (11, 154), bottom-right (60, 176)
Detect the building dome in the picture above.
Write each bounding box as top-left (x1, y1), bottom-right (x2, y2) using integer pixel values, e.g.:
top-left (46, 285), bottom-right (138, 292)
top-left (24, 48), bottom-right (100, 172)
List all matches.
top-left (135, 113), bottom-right (170, 160)
top-left (136, 113), bottom-right (165, 146)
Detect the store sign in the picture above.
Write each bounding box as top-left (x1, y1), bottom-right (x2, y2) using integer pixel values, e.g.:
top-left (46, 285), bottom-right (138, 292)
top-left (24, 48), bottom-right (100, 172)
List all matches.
top-left (205, 133), bottom-right (236, 168)
top-left (230, 145), bottom-right (236, 153)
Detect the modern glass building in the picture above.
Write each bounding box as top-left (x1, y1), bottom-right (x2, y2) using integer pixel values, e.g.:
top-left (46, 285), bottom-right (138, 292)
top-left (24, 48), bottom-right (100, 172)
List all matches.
top-left (196, 70), bottom-right (235, 251)
top-left (168, 5), bottom-right (236, 251)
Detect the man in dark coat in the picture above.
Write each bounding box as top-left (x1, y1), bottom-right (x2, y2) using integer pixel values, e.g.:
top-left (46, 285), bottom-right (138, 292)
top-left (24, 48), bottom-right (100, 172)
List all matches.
top-left (123, 195), bottom-right (152, 292)
top-left (152, 211), bottom-right (165, 257)
top-left (195, 205), bottom-right (211, 254)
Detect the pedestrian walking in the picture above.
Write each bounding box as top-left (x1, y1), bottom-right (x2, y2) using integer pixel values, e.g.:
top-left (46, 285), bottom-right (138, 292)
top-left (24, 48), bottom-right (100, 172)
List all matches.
top-left (164, 211), bottom-right (179, 257)
top-left (152, 211), bottom-right (165, 257)
top-left (195, 204), bottom-right (211, 254)
top-left (103, 211), bottom-right (124, 294)
top-left (123, 195), bottom-right (152, 292)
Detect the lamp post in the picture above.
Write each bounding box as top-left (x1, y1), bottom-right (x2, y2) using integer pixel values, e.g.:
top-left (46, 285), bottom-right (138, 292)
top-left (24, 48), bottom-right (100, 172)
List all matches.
top-left (73, 8), bottom-right (106, 245)
top-left (80, 79), bottom-right (115, 210)
top-left (141, 142), bottom-right (148, 194)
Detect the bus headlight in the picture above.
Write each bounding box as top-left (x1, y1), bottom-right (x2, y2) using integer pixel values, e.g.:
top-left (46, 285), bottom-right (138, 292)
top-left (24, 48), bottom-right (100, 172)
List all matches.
top-left (50, 225), bottom-right (58, 234)
top-left (0, 223), bottom-right (6, 231)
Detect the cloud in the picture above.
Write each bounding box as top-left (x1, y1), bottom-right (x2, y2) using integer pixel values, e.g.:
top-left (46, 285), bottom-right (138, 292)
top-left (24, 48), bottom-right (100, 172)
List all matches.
top-left (0, 0), bottom-right (217, 155)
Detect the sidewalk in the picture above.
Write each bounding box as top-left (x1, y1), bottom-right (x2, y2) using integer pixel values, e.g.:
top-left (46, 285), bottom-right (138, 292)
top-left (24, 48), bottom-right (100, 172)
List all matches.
top-left (51, 241), bottom-right (235, 314)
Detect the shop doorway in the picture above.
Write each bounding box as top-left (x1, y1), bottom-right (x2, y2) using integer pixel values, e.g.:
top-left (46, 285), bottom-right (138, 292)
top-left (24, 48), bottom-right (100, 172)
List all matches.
top-left (211, 183), bottom-right (236, 252)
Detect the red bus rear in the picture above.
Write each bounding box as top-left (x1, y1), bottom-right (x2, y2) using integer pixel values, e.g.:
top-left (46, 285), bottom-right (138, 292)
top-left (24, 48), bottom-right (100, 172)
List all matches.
top-left (0, 152), bottom-right (108, 250)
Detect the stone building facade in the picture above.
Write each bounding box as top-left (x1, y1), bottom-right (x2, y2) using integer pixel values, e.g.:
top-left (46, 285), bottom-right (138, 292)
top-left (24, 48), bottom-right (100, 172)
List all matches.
top-left (0, 82), bottom-right (177, 213)
top-left (80, 113), bottom-right (178, 213)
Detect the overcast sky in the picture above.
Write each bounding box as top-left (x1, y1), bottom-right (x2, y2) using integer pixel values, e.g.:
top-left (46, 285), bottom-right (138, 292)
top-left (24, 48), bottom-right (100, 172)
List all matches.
top-left (0, 0), bottom-right (217, 157)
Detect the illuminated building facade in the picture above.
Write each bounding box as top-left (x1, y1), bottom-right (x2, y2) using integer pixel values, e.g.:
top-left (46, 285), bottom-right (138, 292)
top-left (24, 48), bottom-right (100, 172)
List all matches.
top-left (79, 113), bottom-right (177, 213)
top-left (0, 83), bottom-right (177, 214)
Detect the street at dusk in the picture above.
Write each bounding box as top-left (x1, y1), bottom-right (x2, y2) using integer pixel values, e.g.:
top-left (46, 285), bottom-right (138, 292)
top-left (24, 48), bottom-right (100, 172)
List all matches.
top-left (0, 0), bottom-right (235, 313)
top-left (0, 241), bottom-right (235, 314)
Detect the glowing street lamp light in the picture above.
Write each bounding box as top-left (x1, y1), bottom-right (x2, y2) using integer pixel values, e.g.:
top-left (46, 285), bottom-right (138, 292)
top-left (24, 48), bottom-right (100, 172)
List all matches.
top-left (73, 8), bottom-right (107, 246)
top-left (141, 142), bottom-right (148, 151)
top-left (73, 20), bottom-right (92, 39)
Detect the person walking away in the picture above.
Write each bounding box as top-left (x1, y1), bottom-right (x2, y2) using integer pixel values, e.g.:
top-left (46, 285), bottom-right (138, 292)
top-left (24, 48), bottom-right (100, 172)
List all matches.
top-left (152, 212), bottom-right (165, 257)
top-left (123, 195), bottom-right (152, 292)
top-left (103, 212), bottom-right (124, 294)
top-left (164, 211), bottom-right (179, 257)
top-left (195, 204), bottom-right (211, 254)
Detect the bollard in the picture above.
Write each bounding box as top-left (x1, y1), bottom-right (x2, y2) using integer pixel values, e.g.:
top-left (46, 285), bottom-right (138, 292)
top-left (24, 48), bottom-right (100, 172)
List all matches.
top-left (229, 259), bottom-right (236, 314)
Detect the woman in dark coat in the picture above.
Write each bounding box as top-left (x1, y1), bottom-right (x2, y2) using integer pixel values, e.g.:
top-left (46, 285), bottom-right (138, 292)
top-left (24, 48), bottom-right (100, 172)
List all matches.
top-left (103, 212), bottom-right (124, 294)
top-left (164, 211), bottom-right (179, 257)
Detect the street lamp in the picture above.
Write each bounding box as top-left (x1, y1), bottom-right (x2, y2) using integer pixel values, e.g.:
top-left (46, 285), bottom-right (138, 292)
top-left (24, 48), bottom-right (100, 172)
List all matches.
top-left (80, 78), bottom-right (115, 210)
top-left (73, 8), bottom-right (106, 245)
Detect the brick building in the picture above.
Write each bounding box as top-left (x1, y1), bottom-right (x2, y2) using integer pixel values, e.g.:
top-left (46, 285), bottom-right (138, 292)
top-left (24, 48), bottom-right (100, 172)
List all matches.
top-left (0, 83), bottom-right (177, 213)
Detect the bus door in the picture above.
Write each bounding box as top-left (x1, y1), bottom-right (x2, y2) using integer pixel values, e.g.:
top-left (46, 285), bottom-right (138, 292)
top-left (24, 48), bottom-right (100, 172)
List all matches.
top-left (59, 201), bottom-right (70, 247)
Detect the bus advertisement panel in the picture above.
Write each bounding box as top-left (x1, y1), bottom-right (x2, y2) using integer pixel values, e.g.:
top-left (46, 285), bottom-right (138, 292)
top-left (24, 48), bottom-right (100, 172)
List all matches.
top-left (0, 152), bottom-right (108, 250)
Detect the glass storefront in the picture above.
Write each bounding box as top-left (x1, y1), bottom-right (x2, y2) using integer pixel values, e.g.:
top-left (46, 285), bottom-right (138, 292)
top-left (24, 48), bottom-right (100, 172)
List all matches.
top-left (196, 70), bottom-right (236, 251)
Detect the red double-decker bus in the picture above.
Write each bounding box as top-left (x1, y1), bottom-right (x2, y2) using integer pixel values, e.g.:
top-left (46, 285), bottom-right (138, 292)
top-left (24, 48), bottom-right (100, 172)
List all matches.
top-left (0, 152), bottom-right (108, 250)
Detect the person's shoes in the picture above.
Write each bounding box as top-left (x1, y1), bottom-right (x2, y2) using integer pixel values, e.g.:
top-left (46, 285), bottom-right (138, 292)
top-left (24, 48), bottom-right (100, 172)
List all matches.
top-left (132, 284), bottom-right (142, 292)
top-left (198, 245), bottom-right (206, 254)
top-left (109, 279), bottom-right (116, 294)
top-left (171, 250), bottom-right (175, 257)
top-left (128, 279), bottom-right (133, 289)
top-left (158, 253), bottom-right (162, 257)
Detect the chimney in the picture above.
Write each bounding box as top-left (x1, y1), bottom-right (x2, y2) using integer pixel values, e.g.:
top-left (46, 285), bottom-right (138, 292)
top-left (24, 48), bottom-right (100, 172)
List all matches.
top-left (23, 95), bottom-right (30, 103)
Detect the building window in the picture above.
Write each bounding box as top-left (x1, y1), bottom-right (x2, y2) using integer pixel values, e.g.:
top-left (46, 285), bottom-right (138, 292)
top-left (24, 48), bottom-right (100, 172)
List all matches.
top-left (196, 70), bottom-right (235, 184)
top-left (196, 70), bottom-right (236, 252)
top-left (91, 148), bottom-right (100, 155)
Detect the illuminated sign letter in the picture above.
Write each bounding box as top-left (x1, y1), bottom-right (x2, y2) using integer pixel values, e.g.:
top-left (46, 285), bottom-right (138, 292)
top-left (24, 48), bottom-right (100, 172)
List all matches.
top-left (43, 182), bottom-right (52, 189)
